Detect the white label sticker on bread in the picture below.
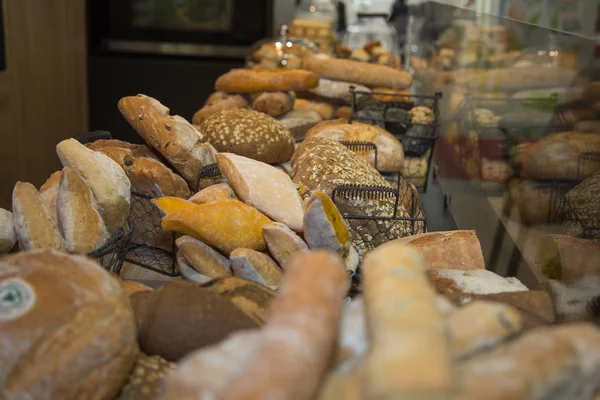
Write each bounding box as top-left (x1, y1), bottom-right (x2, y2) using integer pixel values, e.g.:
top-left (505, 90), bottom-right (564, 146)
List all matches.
top-left (0, 278), bottom-right (35, 321)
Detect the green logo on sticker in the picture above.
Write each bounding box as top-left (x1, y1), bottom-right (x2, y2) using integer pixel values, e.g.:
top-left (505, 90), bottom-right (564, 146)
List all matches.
top-left (0, 278), bottom-right (35, 321)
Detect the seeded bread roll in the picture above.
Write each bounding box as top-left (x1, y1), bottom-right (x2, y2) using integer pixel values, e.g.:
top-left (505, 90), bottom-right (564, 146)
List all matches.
top-left (198, 108), bottom-right (295, 164)
top-left (118, 94), bottom-right (217, 187)
top-left (39, 170), bottom-right (62, 224)
top-left (215, 69), bottom-right (319, 93)
top-left (0, 208), bottom-right (17, 254)
top-left (305, 119), bottom-right (404, 171)
top-left (251, 92), bottom-right (294, 117)
top-left (12, 182), bottom-right (64, 251)
top-left (57, 168), bottom-right (109, 254)
top-left (302, 56), bottom-right (413, 89)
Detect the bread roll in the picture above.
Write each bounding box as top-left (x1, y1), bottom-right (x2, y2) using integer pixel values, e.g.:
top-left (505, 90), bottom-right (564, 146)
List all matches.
top-left (294, 99), bottom-right (334, 120)
top-left (371, 87), bottom-right (412, 103)
top-left (350, 48), bottom-right (370, 62)
top-left (334, 106), bottom-right (352, 120)
top-left (278, 109), bottom-right (322, 141)
top-left (218, 251), bottom-right (348, 400)
top-left (0, 250), bottom-right (138, 399)
top-left (229, 248), bottom-right (282, 287)
top-left (538, 234), bottom-right (600, 284)
top-left (176, 235), bottom-right (231, 278)
top-left (198, 108), bottom-right (295, 164)
top-left (303, 56), bottom-right (412, 89)
top-left (503, 179), bottom-right (553, 225)
top-left (427, 269), bottom-right (528, 297)
top-left (216, 153), bottom-right (304, 231)
top-left (130, 280), bottom-right (258, 361)
top-left (118, 94), bottom-right (217, 187)
top-left (522, 132), bottom-right (600, 180)
top-left (303, 190), bottom-right (350, 256)
top-left (306, 78), bottom-right (371, 105)
top-left (86, 139), bottom-right (160, 160)
top-left (12, 182), bottom-right (63, 251)
top-left (385, 230), bottom-right (485, 270)
top-left (39, 170), bottom-right (61, 224)
top-left (122, 280), bottom-right (153, 296)
top-left (252, 92), bottom-right (294, 117)
top-left (305, 119), bottom-right (405, 171)
top-left (57, 168), bottom-right (109, 254)
top-left (0, 208), bottom-right (16, 254)
top-left (262, 222), bottom-right (309, 268)
top-left (154, 197), bottom-right (271, 255)
top-left (362, 244), bottom-right (455, 399)
top-left (192, 94), bottom-right (248, 125)
top-left (215, 69), bottom-right (319, 93)
top-left (56, 138), bottom-right (131, 233)
top-left (118, 353), bottom-right (175, 400)
top-left (460, 323), bottom-right (600, 400)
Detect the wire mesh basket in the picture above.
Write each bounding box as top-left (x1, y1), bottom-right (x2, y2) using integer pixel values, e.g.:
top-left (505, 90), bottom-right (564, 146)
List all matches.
top-left (87, 222), bottom-right (132, 275)
top-left (74, 130), bottom-right (113, 144)
top-left (124, 192), bottom-right (179, 277)
top-left (348, 87), bottom-right (442, 191)
top-left (196, 163), bottom-right (226, 191)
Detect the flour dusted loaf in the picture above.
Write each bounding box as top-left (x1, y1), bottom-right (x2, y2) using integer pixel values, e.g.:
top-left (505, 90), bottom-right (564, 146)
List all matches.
top-left (0, 250), bottom-right (138, 400)
top-left (262, 222), bottom-right (309, 268)
top-left (305, 119), bottom-right (405, 171)
top-left (291, 137), bottom-right (411, 256)
top-left (12, 182), bottom-right (63, 251)
top-left (56, 138), bottom-right (131, 233)
top-left (176, 235), bottom-right (231, 278)
top-left (0, 209), bottom-right (16, 254)
top-left (215, 68), bottom-right (319, 93)
top-left (118, 94), bottom-right (217, 187)
top-left (57, 168), bottom-right (109, 254)
top-left (305, 78), bottom-right (371, 105)
top-left (427, 268), bottom-right (528, 297)
top-left (229, 248), bottom-right (282, 288)
top-left (303, 56), bottom-right (412, 89)
top-left (216, 153), bottom-right (304, 231)
top-left (303, 190), bottom-right (351, 257)
top-left (198, 108), bottom-right (295, 164)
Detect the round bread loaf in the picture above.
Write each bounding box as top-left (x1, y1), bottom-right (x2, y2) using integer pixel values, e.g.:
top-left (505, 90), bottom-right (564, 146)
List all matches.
top-left (0, 250), bottom-right (138, 399)
top-left (198, 108), bottom-right (295, 164)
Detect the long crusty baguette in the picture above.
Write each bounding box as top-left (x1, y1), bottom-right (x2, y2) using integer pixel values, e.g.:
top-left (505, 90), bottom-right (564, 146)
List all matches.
top-left (218, 251), bottom-right (348, 400)
top-left (215, 69), bottom-right (319, 93)
top-left (363, 243), bottom-right (455, 399)
top-left (118, 94), bottom-right (217, 187)
top-left (302, 56), bottom-right (412, 89)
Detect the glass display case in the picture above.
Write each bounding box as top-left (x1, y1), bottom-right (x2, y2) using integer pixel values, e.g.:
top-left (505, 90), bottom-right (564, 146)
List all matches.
top-left (410, 2), bottom-right (600, 293)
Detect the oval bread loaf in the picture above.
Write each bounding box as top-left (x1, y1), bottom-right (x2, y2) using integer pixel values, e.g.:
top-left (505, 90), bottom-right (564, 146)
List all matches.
top-left (229, 248), bottom-right (282, 288)
top-left (215, 69), bottom-right (319, 93)
top-left (198, 108), bottom-right (295, 164)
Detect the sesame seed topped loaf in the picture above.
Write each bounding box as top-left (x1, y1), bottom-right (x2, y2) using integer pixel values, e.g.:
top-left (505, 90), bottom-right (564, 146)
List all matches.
top-left (291, 137), bottom-right (411, 256)
top-left (197, 108), bottom-right (295, 164)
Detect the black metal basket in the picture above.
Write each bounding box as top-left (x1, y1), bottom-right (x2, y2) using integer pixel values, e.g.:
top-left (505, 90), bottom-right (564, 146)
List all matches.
top-left (124, 192), bottom-right (180, 277)
top-left (74, 130), bottom-right (113, 144)
top-left (196, 163), bottom-right (226, 191)
top-left (87, 221), bottom-right (132, 275)
top-left (348, 87), bottom-right (442, 192)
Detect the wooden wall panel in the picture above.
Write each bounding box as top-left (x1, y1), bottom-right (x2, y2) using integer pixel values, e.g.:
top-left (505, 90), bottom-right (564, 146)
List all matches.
top-left (0, 0), bottom-right (87, 208)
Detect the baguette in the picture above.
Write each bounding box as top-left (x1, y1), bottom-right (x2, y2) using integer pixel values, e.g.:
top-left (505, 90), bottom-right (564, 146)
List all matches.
top-left (12, 182), bottom-right (64, 251)
top-left (363, 244), bottom-right (455, 399)
top-left (302, 56), bottom-right (412, 89)
top-left (215, 69), bottom-right (319, 93)
top-left (57, 168), bottom-right (109, 254)
top-left (118, 94), bottom-right (217, 187)
top-left (0, 208), bottom-right (16, 254)
top-left (252, 92), bottom-right (294, 117)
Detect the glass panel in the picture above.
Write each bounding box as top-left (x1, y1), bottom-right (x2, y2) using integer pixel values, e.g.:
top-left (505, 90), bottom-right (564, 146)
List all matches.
top-left (131, 0), bottom-right (234, 32)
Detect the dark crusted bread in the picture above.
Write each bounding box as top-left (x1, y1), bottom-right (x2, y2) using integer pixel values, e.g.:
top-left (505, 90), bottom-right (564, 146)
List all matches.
top-left (197, 108), bottom-right (295, 164)
top-left (291, 137), bottom-right (411, 256)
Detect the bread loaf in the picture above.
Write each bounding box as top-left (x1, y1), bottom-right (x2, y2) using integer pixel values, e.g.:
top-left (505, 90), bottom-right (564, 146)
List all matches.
top-left (218, 251), bottom-right (348, 400)
top-left (39, 170), bottom-right (61, 224)
top-left (546, 276), bottom-right (600, 322)
top-left (192, 93), bottom-right (248, 125)
top-left (565, 171), bottom-right (600, 233)
top-left (262, 222), bottom-right (309, 268)
top-left (86, 139), bottom-right (160, 160)
top-left (229, 248), bottom-right (282, 288)
top-left (12, 182), bottom-right (64, 251)
top-left (460, 323), bottom-right (600, 400)
top-left (503, 179), bottom-right (553, 225)
top-left (176, 235), bottom-right (231, 278)
top-left (56, 138), bottom-right (131, 233)
top-left (198, 108), bottom-right (295, 164)
top-left (385, 230), bottom-right (485, 270)
top-left (215, 69), bottom-right (319, 93)
top-left (278, 109), bottom-right (322, 141)
top-left (0, 208), bottom-right (16, 254)
top-left (303, 190), bottom-right (350, 256)
top-left (178, 252), bottom-right (214, 284)
top-left (216, 152), bottom-right (304, 231)
top-left (306, 78), bottom-right (371, 105)
top-left (122, 280), bottom-right (153, 296)
top-left (0, 250), bottom-right (138, 399)
top-left (118, 94), bottom-right (217, 187)
top-left (252, 92), bottom-right (294, 117)
top-left (305, 119), bottom-right (405, 171)
top-left (294, 99), bottom-right (335, 120)
top-left (303, 56), bottom-right (412, 89)
top-left (318, 356), bottom-right (364, 400)
top-left (130, 280), bottom-right (258, 361)
top-left (118, 353), bottom-right (175, 400)
top-left (362, 244), bottom-right (455, 399)
top-left (522, 132), bottom-right (600, 180)
top-left (538, 234), bottom-right (600, 283)
top-left (335, 106), bottom-right (353, 120)
top-left (57, 168), bottom-right (109, 254)
top-left (188, 182), bottom-right (238, 204)
top-left (427, 268), bottom-right (528, 297)
top-left (154, 197), bottom-right (271, 255)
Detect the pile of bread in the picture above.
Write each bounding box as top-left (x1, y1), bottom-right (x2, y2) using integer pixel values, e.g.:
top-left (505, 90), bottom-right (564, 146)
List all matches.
top-left (3, 229), bottom-right (600, 399)
top-left (334, 40), bottom-right (402, 69)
